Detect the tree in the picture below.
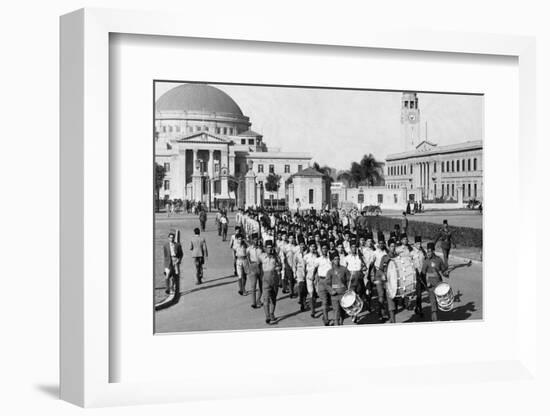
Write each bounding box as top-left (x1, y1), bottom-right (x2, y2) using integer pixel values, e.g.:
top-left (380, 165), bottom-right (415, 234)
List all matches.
top-left (155, 162), bottom-right (166, 212)
top-left (337, 153), bottom-right (384, 186)
top-left (264, 173), bottom-right (281, 193)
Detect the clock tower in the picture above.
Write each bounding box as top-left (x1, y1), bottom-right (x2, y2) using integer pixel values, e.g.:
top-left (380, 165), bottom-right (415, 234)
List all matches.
top-left (401, 92), bottom-right (421, 150)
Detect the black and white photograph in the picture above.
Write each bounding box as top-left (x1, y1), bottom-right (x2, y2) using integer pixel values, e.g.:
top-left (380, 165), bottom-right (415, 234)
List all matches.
top-left (153, 81), bottom-right (483, 333)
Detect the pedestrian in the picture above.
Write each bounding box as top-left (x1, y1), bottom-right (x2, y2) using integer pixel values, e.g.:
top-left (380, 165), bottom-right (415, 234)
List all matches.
top-left (326, 252), bottom-right (350, 326)
top-left (293, 240), bottom-right (308, 311)
top-left (215, 209), bottom-right (222, 236)
top-left (247, 237), bottom-right (263, 309)
top-left (163, 230), bottom-right (183, 295)
top-left (189, 227), bottom-right (208, 284)
top-left (401, 211), bottom-right (409, 234)
top-left (344, 241), bottom-right (365, 323)
top-left (304, 241), bottom-right (319, 317)
top-left (220, 213), bottom-right (228, 241)
top-left (259, 241), bottom-right (282, 325)
top-left (199, 208), bottom-right (207, 232)
top-left (433, 219), bottom-right (455, 267)
top-left (314, 244), bottom-right (333, 326)
top-left (233, 235), bottom-right (248, 296)
top-left (421, 242), bottom-right (448, 321)
top-left (411, 235), bottom-right (426, 316)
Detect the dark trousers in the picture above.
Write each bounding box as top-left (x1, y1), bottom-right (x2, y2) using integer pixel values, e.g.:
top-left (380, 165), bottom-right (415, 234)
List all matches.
top-left (415, 271), bottom-right (426, 312)
top-left (262, 271), bottom-right (279, 320)
top-left (441, 247), bottom-right (451, 267)
top-left (221, 224), bottom-right (228, 241)
top-left (297, 281), bottom-right (307, 308)
top-left (248, 263), bottom-right (262, 306)
top-left (331, 293), bottom-right (345, 325)
top-left (194, 257), bottom-right (204, 283)
top-left (217, 222), bottom-right (222, 236)
top-left (283, 266), bottom-right (295, 295)
top-left (200, 220), bottom-right (206, 231)
top-left (317, 289), bottom-right (331, 324)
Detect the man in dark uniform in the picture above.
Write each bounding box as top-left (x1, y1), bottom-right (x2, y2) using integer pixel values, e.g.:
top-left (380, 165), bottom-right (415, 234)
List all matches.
top-left (314, 244), bottom-right (333, 326)
top-left (378, 238), bottom-right (398, 323)
top-left (434, 219), bottom-right (456, 267)
top-left (411, 235), bottom-right (427, 316)
top-left (326, 253), bottom-right (350, 326)
top-left (163, 230), bottom-right (183, 295)
top-left (259, 241), bottom-right (282, 325)
top-left (198, 208), bottom-right (207, 232)
top-left (421, 242), bottom-right (448, 321)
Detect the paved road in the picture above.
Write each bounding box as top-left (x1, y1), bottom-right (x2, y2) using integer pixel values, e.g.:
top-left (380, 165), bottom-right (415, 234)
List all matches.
top-left (154, 214), bottom-right (482, 333)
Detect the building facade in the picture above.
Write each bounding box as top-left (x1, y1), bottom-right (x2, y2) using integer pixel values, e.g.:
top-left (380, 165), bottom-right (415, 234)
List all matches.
top-left (155, 83), bottom-right (312, 209)
top-left (386, 140), bottom-right (483, 203)
top-left (385, 92), bottom-right (484, 203)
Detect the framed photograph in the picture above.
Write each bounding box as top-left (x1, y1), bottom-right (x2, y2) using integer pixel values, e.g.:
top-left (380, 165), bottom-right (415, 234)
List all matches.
top-left (60, 7), bottom-right (537, 408)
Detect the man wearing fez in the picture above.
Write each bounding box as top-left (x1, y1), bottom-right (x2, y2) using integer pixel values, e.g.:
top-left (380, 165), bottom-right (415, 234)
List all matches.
top-left (304, 240), bottom-right (319, 317)
top-left (247, 236), bottom-right (264, 309)
top-left (163, 230), bottom-right (183, 295)
top-left (379, 238), bottom-right (399, 323)
top-left (411, 235), bottom-right (427, 316)
top-left (293, 240), bottom-right (308, 311)
top-left (190, 227), bottom-right (208, 285)
top-left (421, 242), bottom-right (448, 321)
top-left (345, 241), bottom-right (366, 323)
top-left (314, 244), bottom-right (333, 326)
top-left (434, 219), bottom-right (456, 267)
top-left (259, 240), bottom-right (282, 325)
top-left (373, 234), bottom-right (389, 321)
top-left (326, 252), bottom-right (350, 326)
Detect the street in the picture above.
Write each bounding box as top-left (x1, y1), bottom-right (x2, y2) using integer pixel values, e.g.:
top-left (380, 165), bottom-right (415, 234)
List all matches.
top-left (154, 213), bottom-right (482, 333)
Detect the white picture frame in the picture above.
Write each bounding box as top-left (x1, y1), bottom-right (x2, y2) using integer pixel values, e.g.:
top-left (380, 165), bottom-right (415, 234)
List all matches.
top-left (60, 7), bottom-right (538, 408)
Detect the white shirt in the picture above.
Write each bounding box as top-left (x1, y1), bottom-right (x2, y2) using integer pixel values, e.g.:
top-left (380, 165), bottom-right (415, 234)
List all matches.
top-left (374, 249), bottom-right (387, 269)
top-left (315, 255), bottom-right (332, 277)
top-left (360, 246), bottom-right (376, 267)
top-left (345, 254), bottom-right (363, 272)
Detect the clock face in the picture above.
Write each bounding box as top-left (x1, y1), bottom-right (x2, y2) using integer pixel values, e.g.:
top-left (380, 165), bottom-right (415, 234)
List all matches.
top-left (408, 113), bottom-right (417, 122)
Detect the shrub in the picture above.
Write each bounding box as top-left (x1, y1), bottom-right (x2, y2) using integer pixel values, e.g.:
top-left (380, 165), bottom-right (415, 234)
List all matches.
top-left (367, 215), bottom-right (482, 248)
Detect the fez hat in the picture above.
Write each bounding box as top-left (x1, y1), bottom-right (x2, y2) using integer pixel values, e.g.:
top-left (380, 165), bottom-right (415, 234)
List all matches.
top-left (387, 238), bottom-right (396, 246)
top-left (390, 231), bottom-right (397, 239)
top-left (377, 232), bottom-right (385, 243)
top-left (265, 240), bottom-right (274, 247)
top-left (400, 233), bottom-right (408, 240)
top-left (414, 235), bottom-right (422, 243)
top-left (168, 230), bottom-right (176, 237)
top-left (329, 252), bottom-right (340, 261)
top-left (443, 219), bottom-right (448, 225)
top-left (366, 232), bottom-right (374, 240)
top-left (427, 242), bottom-right (435, 250)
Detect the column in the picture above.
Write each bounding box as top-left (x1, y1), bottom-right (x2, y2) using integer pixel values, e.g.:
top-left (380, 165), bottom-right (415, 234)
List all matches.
top-left (426, 161), bottom-right (430, 197)
top-left (181, 149), bottom-right (187, 198)
top-left (192, 149), bottom-right (199, 173)
top-left (208, 149), bottom-right (214, 178)
top-left (192, 148), bottom-right (202, 202)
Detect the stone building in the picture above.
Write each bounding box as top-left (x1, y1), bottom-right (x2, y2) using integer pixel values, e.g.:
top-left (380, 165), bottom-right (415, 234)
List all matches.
top-left (385, 92), bottom-right (483, 203)
top-left (155, 83), bottom-right (312, 209)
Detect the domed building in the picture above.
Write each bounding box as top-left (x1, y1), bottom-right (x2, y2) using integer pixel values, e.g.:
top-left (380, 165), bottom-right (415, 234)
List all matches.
top-left (155, 83), bottom-right (317, 209)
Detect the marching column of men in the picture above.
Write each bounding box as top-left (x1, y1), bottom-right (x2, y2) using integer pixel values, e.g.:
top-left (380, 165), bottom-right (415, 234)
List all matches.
top-left (224, 207), bottom-right (458, 326)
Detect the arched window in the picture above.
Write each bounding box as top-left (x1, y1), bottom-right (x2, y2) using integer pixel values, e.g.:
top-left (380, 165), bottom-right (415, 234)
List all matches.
top-left (441, 162), bottom-right (445, 172)
top-left (451, 160), bottom-right (455, 172)
top-left (434, 162), bottom-right (437, 173)
top-left (474, 158), bottom-right (477, 170)
top-left (468, 159), bottom-right (471, 171)
top-left (446, 161), bottom-right (450, 172)
top-left (456, 159), bottom-right (460, 172)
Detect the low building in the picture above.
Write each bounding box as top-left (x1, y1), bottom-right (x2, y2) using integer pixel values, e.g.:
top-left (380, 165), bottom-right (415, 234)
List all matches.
top-left (385, 140), bottom-right (483, 203)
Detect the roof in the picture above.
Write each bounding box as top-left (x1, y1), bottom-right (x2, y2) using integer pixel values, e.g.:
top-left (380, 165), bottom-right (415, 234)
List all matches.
top-left (290, 167), bottom-right (324, 178)
top-left (156, 83), bottom-right (244, 116)
top-left (386, 140), bottom-right (483, 161)
top-left (238, 129), bottom-right (262, 137)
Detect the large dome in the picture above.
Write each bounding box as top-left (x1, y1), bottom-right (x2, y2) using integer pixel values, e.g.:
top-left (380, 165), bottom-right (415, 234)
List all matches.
top-left (156, 83), bottom-right (244, 116)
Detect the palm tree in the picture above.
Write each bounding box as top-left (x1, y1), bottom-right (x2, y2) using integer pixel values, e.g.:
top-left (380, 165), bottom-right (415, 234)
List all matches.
top-left (337, 154), bottom-right (384, 186)
top-left (155, 162), bottom-right (166, 212)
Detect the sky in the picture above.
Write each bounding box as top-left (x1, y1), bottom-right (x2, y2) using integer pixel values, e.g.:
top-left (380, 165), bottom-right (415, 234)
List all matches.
top-left (155, 82), bottom-right (483, 171)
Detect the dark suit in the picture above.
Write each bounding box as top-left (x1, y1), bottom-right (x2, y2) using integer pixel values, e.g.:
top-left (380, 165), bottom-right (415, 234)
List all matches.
top-left (163, 242), bottom-right (183, 294)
